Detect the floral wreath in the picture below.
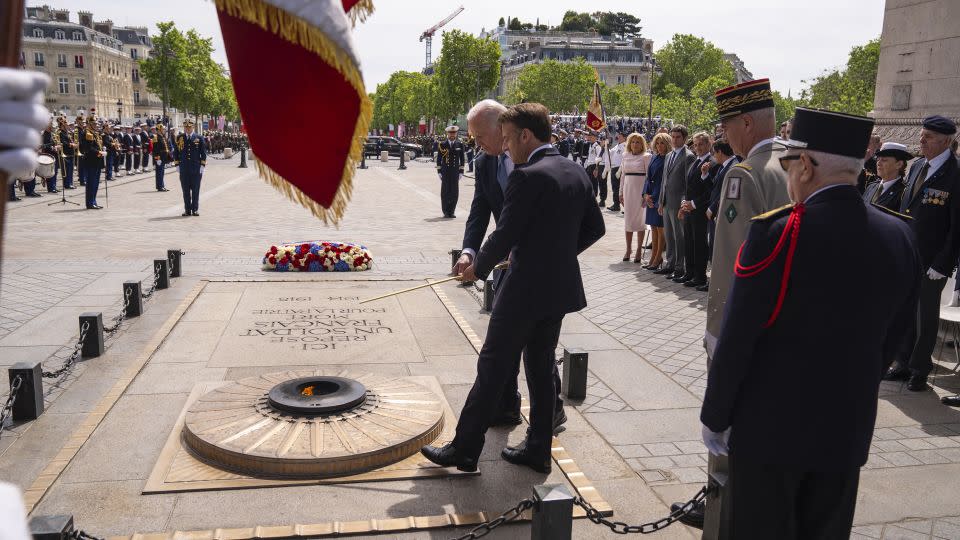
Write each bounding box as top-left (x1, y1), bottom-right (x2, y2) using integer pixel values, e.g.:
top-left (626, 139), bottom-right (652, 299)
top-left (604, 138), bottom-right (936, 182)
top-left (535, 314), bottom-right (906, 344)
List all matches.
top-left (262, 241), bottom-right (373, 272)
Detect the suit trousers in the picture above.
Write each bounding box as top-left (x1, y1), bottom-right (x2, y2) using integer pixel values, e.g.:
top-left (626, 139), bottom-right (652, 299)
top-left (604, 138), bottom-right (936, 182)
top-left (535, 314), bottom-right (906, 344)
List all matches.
top-left (729, 453), bottom-right (859, 540)
top-left (125, 153), bottom-right (132, 172)
top-left (907, 276), bottom-right (947, 377)
top-left (22, 178), bottom-right (37, 196)
top-left (77, 160), bottom-right (87, 185)
top-left (662, 205), bottom-right (685, 271)
top-left (133, 152), bottom-right (141, 171)
top-left (155, 161), bottom-right (166, 190)
top-left (104, 154), bottom-right (113, 180)
top-left (586, 165), bottom-right (607, 202)
top-left (453, 309), bottom-right (564, 459)
top-left (45, 167), bottom-right (58, 192)
top-left (440, 171), bottom-right (459, 217)
top-left (62, 156), bottom-right (74, 188)
top-left (682, 211), bottom-right (708, 280)
top-left (84, 164), bottom-right (101, 207)
top-left (179, 169), bottom-right (202, 212)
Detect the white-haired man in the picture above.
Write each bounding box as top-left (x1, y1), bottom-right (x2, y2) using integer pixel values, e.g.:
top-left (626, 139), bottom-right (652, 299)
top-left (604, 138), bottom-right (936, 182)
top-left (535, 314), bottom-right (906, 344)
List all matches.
top-left (454, 99), bottom-right (566, 430)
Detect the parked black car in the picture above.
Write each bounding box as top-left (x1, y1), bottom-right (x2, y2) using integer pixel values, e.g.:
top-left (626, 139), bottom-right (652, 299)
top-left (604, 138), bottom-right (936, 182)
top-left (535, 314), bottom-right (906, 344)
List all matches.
top-left (364, 136), bottom-right (422, 158)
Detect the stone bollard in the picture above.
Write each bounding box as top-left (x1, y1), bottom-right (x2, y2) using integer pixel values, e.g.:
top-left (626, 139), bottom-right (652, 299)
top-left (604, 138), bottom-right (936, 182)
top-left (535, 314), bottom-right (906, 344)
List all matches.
top-left (29, 515), bottom-right (74, 540)
top-left (483, 276), bottom-right (496, 312)
top-left (380, 150), bottom-right (389, 162)
top-left (154, 259), bottom-right (170, 290)
top-left (398, 149), bottom-right (407, 170)
top-left (531, 484), bottom-right (573, 540)
top-left (239, 146), bottom-right (248, 168)
top-left (79, 312), bottom-right (104, 358)
top-left (359, 149), bottom-right (367, 169)
top-left (450, 249), bottom-right (462, 270)
top-left (168, 249), bottom-right (183, 278)
top-left (703, 455), bottom-right (732, 540)
top-left (123, 281), bottom-right (143, 317)
top-left (560, 348), bottom-right (588, 400)
top-left (9, 362), bottom-right (43, 422)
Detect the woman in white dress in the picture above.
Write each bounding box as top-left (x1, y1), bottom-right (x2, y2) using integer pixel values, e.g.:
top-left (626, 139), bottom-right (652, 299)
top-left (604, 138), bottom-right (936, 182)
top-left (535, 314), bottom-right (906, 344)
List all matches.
top-left (618, 133), bottom-right (650, 263)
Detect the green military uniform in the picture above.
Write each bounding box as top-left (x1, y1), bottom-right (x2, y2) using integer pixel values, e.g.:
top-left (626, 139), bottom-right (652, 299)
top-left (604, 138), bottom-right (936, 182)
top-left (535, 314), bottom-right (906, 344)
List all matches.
top-left (704, 80), bottom-right (791, 358)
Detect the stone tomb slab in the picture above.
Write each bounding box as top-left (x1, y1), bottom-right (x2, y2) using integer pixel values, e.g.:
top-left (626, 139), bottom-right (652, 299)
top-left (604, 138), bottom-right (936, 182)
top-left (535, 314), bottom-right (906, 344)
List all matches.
top-left (206, 282), bottom-right (430, 367)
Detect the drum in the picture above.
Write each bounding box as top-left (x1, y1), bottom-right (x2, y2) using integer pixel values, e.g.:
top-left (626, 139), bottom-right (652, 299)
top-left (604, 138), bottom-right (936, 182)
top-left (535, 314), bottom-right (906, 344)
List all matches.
top-left (36, 153), bottom-right (56, 179)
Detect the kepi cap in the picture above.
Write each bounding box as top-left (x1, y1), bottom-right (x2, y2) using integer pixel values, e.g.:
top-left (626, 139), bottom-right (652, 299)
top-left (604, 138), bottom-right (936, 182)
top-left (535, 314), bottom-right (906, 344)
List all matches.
top-left (715, 78), bottom-right (775, 121)
top-left (922, 115), bottom-right (957, 135)
top-left (875, 142), bottom-right (913, 162)
top-left (778, 107), bottom-right (875, 159)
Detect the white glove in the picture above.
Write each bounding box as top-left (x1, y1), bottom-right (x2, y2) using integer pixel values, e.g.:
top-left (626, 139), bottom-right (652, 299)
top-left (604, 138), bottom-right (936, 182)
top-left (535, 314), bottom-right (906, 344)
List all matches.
top-left (951, 290), bottom-right (960, 308)
top-left (0, 68), bottom-right (49, 179)
top-left (702, 424), bottom-right (730, 456)
top-left (927, 268), bottom-right (946, 280)
top-left (199, 166), bottom-right (205, 175)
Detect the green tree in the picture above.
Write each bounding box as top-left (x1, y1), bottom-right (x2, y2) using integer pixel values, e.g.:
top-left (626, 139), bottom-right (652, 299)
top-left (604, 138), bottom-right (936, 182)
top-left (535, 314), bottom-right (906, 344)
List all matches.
top-left (604, 12), bottom-right (641, 40)
top-left (433, 30), bottom-right (501, 114)
top-left (180, 30), bottom-right (221, 124)
top-left (654, 34), bottom-right (734, 96)
top-left (803, 38), bottom-right (879, 116)
top-left (652, 75), bottom-right (729, 132)
top-left (772, 90), bottom-right (800, 126)
top-left (508, 17), bottom-right (523, 31)
top-left (138, 21), bottom-right (187, 118)
top-left (506, 58), bottom-right (594, 112)
top-left (602, 84), bottom-right (647, 117)
top-left (498, 17), bottom-right (505, 27)
top-left (559, 11), bottom-right (594, 32)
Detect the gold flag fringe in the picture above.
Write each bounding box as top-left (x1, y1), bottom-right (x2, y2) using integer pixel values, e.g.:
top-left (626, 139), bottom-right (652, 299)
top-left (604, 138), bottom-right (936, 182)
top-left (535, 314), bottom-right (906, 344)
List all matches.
top-left (215, 0), bottom-right (372, 225)
top-left (346, 0), bottom-right (374, 26)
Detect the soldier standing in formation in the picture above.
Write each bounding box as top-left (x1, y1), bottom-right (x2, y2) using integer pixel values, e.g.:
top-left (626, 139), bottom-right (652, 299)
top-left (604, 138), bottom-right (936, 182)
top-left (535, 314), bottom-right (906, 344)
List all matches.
top-left (40, 118), bottom-right (60, 193)
top-left (101, 123), bottom-right (115, 182)
top-left (140, 123), bottom-right (151, 174)
top-left (74, 115), bottom-right (86, 186)
top-left (153, 123), bottom-right (170, 192)
top-left (174, 118), bottom-right (207, 216)
top-left (122, 126), bottom-right (134, 175)
top-left (79, 116), bottom-right (104, 209)
top-left (436, 125), bottom-right (465, 218)
top-left (57, 116), bottom-right (76, 190)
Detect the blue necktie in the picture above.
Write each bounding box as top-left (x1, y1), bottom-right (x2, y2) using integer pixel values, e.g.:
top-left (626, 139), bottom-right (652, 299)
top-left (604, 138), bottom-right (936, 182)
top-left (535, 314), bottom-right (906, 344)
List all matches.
top-left (497, 154), bottom-right (508, 194)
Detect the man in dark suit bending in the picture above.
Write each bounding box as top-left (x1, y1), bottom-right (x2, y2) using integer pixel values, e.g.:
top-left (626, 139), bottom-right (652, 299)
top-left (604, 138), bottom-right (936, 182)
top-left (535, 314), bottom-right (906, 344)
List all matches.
top-left (422, 102), bottom-right (605, 473)
top-left (454, 99), bottom-right (567, 430)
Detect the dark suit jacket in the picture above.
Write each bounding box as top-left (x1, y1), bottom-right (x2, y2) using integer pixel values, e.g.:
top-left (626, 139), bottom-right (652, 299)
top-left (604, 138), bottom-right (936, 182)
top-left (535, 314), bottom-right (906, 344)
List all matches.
top-left (862, 178), bottom-right (905, 211)
top-left (436, 140), bottom-right (465, 175)
top-left (474, 147), bottom-right (605, 318)
top-left (684, 155), bottom-right (714, 215)
top-left (899, 154), bottom-right (960, 275)
top-left (702, 185), bottom-right (921, 469)
top-left (462, 152), bottom-right (505, 254)
top-left (707, 156), bottom-right (741, 218)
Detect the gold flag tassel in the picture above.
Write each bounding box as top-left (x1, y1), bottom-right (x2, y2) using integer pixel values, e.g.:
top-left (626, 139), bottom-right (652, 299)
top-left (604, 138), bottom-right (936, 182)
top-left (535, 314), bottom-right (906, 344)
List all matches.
top-left (346, 0), bottom-right (375, 26)
top-left (215, 0), bottom-right (373, 225)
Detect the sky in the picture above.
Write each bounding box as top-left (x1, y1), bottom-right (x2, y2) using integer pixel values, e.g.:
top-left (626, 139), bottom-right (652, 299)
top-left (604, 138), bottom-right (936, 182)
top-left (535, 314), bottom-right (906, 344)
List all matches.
top-left (31, 0), bottom-right (887, 97)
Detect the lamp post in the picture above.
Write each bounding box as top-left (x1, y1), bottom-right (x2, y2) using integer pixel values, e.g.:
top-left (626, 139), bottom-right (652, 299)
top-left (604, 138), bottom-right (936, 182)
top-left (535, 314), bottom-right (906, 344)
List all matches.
top-left (646, 58), bottom-right (656, 136)
top-left (116, 98), bottom-right (122, 124)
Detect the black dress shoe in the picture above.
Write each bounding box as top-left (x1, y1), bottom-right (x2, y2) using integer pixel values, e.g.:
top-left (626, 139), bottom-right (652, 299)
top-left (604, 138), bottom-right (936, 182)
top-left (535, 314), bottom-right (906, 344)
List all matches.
top-left (191, 211), bottom-right (199, 216)
top-left (695, 282), bottom-right (710, 292)
top-left (671, 501), bottom-right (705, 529)
top-left (65, 186), bottom-right (77, 190)
top-left (684, 279), bottom-right (707, 288)
top-left (942, 395), bottom-right (960, 407)
top-left (907, 374), bottom-right (928, 392)
top-left (158, 188), bottom-right (170, 192)
top-left (47, 189), bottom-right (59, 193)
top-left (490, 410), bottom-right (523, 427)
top-left (672, 274), bottom-right (691, 283)
top-left (421, 443), bottom-right (477, 472)
top-left (597, 200), bottom-right (605, 207)
top-left (182, 212), bottom-right (191, 217)
top-left (553, 407), bottom-right (567, 432)
top-left (653, 267), bottom-right (675, 275)
top-left (607, 205), bottom-right (621, 211)
top-left (27, 192), bottom-right (42, 197)
top-left (9, 196), bottom-right (21, 202)
top-left (883, 366), bottom-right (912, 381)
top-left (501, 441), bottom-right (551, 473)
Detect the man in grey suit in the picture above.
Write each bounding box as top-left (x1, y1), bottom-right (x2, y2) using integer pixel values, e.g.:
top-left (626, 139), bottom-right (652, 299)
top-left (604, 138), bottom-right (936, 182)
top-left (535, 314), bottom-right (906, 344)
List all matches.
top-left (656, 125), bottom-right (696, 279)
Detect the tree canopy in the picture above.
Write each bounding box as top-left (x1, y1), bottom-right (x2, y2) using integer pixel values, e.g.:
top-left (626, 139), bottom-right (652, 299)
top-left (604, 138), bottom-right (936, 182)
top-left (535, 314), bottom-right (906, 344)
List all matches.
top-left (653, 34), bottom-right (734, 97)
top-left (505, 58), bottom-right (595, 112)
top-left (801, 39), bottom-right (880, 116)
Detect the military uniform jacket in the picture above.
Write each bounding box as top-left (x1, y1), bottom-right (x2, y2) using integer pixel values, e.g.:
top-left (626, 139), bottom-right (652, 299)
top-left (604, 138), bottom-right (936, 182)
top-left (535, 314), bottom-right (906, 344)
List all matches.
top-left (899, 153), bottom-right (960, 275)
top-left (174, 132), bottom-right (207, 174)
top-left (153, 133), bottom-right (170, 162)
top-left (862, 178), bottom-right (905, 212)
top-left (102, 133), bottom-right (116, 155)
top-left (139, 132), bottom-right (150, 152)
top-left (41, 129), bottom-right (58, 155)
top-left (705, 141), bottom-right (790, 354)
top-left (701, 185), bottom-right (921, 469)
top-left (78, 127), bottom-right (103, 167)
top-left (436, 140), bottom-right (465, 176)
top-left (59, 127), bottom-right (76, 157)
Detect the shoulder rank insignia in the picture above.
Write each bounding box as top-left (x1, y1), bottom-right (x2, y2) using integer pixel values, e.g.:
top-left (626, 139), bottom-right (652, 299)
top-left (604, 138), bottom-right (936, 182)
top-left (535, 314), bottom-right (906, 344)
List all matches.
top-left (871, 203), bottom-right (913, 221)
top-left (734, 163), bottom-right (753, 171)
top-left (751, 203), bottom-right (794, 222)
top-left (85, 132), bottom-right (94, 141)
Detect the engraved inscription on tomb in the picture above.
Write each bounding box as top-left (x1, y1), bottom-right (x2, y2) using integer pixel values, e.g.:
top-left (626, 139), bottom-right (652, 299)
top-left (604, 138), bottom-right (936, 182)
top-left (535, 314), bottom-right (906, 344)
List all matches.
top-left (240, 297), bottom-right (396, 351)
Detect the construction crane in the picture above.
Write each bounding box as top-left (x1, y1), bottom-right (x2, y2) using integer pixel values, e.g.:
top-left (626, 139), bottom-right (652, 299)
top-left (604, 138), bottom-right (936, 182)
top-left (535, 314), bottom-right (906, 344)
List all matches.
top-left (419, 6), bottom-right (465, 70)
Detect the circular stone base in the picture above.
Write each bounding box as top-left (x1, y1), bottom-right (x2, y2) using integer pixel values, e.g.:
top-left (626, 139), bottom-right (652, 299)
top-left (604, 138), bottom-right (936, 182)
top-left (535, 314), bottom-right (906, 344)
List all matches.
top-left (182, 371), bottom-right (444, 478)
top-left (267, 376), bottom-right (367, 415)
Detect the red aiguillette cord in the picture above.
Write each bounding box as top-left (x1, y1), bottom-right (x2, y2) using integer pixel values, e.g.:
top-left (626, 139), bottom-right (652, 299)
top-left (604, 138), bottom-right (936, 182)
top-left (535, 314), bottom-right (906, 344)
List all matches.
top-left (733, 203), bottom-right (806, 328)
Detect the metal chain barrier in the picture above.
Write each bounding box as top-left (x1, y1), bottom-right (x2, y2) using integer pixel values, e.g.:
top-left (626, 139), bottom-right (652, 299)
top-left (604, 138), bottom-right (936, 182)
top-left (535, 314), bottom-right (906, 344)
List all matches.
top-left (42, 321), bottom-right (90, 379)
top-left (68, 529), bottom-right (104, 540)
top-left (449, 498), bottom-right (535, 540)
top-left (102, 288), bottom-right (132, 335)
top-left (141, 262), bottom-right (161, 300)
top-left (0, 375), bottom-right (24, 433)
top-left (575, 485), bottom-right (710, 534)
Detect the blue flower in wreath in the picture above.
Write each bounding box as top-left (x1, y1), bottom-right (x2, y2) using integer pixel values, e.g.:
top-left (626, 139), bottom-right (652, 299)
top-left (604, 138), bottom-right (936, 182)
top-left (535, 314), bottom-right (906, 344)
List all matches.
top-left (276, 262), bottom-right (289, 272)
top-left (308, 261), bottom-right (321, 272)
top-left (334, 260), bottom-right (350, 272)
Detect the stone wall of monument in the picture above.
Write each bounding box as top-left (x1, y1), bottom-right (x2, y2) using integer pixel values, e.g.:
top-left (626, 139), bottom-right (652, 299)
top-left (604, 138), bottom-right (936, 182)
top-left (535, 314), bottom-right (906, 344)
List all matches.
top-left (872, 0), bottom-right (959, 148)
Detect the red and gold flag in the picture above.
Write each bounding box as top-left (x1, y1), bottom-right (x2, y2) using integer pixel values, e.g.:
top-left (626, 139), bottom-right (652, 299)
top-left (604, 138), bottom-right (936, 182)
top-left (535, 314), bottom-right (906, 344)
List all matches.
top-left (215, 0), bottom-right (373, 224)
top-left (585, 82), bottom-right (605, 131)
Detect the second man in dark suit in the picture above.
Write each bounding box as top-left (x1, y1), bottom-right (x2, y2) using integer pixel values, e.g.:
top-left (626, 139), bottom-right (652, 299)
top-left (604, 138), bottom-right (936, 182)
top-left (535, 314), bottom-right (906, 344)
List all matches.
top-left (677, 132), bottom-right (714, 287)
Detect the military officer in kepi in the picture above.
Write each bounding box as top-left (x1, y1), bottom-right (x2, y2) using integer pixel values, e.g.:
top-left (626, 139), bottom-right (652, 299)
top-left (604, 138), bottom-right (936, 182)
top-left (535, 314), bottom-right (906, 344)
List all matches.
top-left (153, 123), bottom-right (171, 192)
top-left (436, 125), bottom-right (465, 218)
top-left (174, 118), bottom-right (207, 216)
top-left (701, 107), bottom-right (921, 539)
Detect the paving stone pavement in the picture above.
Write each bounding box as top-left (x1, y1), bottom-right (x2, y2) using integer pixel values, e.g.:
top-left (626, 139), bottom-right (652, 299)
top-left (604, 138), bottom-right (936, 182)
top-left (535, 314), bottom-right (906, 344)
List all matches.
top-left (1, 157), bottom-right (959, 538)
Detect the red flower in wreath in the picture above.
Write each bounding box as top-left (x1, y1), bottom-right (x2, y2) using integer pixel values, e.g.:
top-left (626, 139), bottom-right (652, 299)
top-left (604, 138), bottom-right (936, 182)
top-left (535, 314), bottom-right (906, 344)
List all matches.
top-left (270, 246), bottom-right (278, 255)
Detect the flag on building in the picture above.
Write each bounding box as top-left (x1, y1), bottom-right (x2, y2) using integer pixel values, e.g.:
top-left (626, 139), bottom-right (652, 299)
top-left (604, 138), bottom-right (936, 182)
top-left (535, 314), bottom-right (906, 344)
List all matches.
top-left (214, 0), bottom-right (374, 224)
top-left (585, 82), bottom-right (605, 131)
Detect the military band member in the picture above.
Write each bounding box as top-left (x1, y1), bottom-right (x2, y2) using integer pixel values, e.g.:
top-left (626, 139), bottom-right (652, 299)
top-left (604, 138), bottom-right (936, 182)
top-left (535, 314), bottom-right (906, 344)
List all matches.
top-left (112, 126), bottom-right (123, 176)
top-left (436, 125), bottom-right (465, 218)
top-left (75, 115), bottom-right (86, 186)
top-left (102, 123), bottom-right (116, 181)
top-left (139, 124), bottom-right (151, 173)
top-left (862, 142), bottom-right (911, 211)
top-left (122, 126), bottom-right (134, 175)
top-left (40, 118), bottom-right (60, 193)
top-left (174, 118), bottom-right (207, 216)
top-left (153, 124), bottom-right (171, 192)
top-left (79, 116), bottom-right (104, 209)
top-left (57, 116), bottom-right (76, 189)
top-left (132, 125), bottom-right (143, 172)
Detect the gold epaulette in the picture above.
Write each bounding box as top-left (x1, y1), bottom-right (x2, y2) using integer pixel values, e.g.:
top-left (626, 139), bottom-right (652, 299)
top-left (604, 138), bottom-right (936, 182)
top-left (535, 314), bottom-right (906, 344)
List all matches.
top-left (85, 132), bottom-right (94, 141)
top-left (751, 203), bottom-right (794, 222)
top-left (734, 163), bottom-right (753, 171)
top-left (871, 203), bottom-right (914, 221)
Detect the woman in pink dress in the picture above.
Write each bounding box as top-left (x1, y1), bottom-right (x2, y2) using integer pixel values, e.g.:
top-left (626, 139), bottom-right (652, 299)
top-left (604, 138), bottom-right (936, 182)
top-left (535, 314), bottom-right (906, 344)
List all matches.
top-left (618, 133), bottom-right (650, 263)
